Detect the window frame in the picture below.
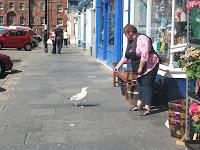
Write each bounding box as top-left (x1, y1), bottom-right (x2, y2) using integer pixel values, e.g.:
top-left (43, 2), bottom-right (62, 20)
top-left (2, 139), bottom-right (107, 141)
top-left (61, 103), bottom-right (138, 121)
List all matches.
top-left (57, 18), bottom-right (63, 25)
top-left (57, 4), bottom-right (63, 13)
top-left (19, 2), bottom-right (25, 10)
top-left (0, 2), bottom-right (3, 10)
top-left (0, 16), bottom-right (3, 25)
top-left (9, 2), bottom-right (14, 10)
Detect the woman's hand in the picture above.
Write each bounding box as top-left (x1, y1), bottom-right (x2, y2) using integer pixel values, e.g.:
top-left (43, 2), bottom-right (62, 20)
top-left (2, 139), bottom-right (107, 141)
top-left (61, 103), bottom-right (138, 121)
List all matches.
top-left (137, 67), bottom-right (143, 75)
top-left (114, 66), bottom-right (119, 72)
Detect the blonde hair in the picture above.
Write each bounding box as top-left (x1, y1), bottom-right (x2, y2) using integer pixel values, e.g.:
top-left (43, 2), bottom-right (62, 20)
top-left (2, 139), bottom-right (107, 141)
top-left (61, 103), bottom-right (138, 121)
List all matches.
top-left (123, 24), bottom-right (137, 34)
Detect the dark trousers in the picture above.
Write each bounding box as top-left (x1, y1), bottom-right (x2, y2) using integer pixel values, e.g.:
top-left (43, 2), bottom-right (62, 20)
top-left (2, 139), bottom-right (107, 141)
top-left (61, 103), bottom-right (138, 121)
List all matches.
top-left (137, 63), bottom-right (159, 105)
top-left (64, 39), bottom-right (68, 46)
top-left (56, 37), bottom-right (63, 53)
top-left (52, 40), bottom-right (56, 53)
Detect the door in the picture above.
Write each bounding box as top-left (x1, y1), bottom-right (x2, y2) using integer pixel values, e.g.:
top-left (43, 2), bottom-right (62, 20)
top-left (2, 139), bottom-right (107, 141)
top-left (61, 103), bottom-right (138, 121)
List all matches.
top-left (4, 30), bottom-right (18, 48)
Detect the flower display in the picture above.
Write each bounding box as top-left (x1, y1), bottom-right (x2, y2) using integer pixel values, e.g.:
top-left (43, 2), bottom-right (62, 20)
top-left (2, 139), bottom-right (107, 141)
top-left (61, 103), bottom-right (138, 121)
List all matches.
top-left (187, 0), bottom-right (200, 10)
top-left (180, 47), bottom-right (200, 79)
top-left (189, 102), bottom-right (200, 132)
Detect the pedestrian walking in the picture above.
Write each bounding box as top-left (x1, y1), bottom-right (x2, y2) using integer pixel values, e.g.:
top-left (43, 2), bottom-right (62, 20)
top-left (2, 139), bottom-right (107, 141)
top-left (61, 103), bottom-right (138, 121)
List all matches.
top-left (55, 25), bottom-right (64, 54)
top-left (63, 29), bottom-right (69, 47)
top-left (49, 29), bottom-right (56, 54)
top-left (114, 24), bottom-right (160, 116)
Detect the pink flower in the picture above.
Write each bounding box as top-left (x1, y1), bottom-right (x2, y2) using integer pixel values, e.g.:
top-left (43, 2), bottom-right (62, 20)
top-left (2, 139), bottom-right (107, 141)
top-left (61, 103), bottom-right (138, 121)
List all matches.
top-left (189, 102), bottom-right (200, 115)
top-left (187, 0), bottom-right (200, 10)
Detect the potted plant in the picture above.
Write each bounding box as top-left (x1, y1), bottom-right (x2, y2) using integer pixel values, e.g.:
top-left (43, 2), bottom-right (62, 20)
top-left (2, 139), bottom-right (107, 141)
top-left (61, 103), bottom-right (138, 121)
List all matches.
top-left (180, 47), bottom-right (200, 96)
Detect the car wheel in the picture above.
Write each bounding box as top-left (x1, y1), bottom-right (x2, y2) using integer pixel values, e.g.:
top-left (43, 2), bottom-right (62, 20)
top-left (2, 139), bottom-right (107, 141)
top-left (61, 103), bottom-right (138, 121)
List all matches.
top-left (24, 43), bottom-right (32, 51)
top-left (0, 42), bottom-right (3, 50)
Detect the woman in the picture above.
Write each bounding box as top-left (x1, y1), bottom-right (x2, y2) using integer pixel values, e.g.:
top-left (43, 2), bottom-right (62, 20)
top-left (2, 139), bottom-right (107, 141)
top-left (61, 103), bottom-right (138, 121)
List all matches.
top-left (114, 24), bottom-right (159, 116)
top-left (49, 29), bottom-right (56, 54)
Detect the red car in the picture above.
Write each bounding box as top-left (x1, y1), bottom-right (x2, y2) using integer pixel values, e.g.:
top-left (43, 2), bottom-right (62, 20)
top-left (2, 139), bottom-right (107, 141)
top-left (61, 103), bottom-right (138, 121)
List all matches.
top-left (0, 27), bottom-right (33, 51)
top-left (0, 53), bottom-right (13, 74)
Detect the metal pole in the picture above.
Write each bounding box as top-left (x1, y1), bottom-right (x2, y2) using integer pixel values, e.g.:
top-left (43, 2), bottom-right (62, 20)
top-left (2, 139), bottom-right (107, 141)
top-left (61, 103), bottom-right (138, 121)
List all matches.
top-left (28, 0), bottom-right (32, 28)
top-left (44, 0), bottom-right (48, 53)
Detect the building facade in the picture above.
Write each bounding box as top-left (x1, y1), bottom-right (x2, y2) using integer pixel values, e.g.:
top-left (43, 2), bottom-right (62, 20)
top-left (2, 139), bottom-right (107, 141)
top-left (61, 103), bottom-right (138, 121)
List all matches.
top-left (77, 0), bottom-right (96, 56)
top-left (95, 0), bottom-right (200, 103)
top-left (0, 0), bottom-right (68, 35)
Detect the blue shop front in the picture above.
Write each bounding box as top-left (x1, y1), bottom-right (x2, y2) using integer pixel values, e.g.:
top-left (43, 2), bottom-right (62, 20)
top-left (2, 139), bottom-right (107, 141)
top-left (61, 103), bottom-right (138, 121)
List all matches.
top-left (96, 0), bottom-right (127, 68)
top-left (96, 0), bottom-right (200, 105)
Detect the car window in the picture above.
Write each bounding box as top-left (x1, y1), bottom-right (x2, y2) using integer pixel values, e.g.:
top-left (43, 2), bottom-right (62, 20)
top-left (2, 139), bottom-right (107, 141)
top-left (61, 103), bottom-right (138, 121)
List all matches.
top-left (0, 29), bottom-right (7, 35)
top-left (16, 31), bottom-right (27, 36)
top-left (8, 31), bottom-right (16, 36)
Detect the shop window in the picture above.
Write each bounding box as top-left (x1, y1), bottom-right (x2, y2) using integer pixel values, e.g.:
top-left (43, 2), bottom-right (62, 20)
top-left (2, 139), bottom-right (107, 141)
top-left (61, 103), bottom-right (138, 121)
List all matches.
top-left (0, 2), bottom-right (3, 10)
top-left (174, 0), bottom-right (187, 45)
top-left (134, 0), bottom-right (147, 34)
top-left (0, 16), bottom-right (3, 25)
top-left (108, 0), bottom-right (115, 46)
top-left (190, 8), bottom-right (200, 44)
top-left (150, 0), bottom-right (172, 61)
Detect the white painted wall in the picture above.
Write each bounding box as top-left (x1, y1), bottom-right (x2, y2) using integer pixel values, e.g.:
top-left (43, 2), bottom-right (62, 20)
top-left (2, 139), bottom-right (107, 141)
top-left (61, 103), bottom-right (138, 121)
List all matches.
top-left (122, 0), bottom-right (129, 58)
top-left (80, 11), bottom-right (85, 46)
top-left (86, 9), bottom-right (92, 52)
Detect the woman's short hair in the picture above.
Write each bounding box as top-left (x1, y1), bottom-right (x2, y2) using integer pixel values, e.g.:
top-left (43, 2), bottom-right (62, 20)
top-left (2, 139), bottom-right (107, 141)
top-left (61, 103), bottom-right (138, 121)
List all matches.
top-left (123, 24), bottom-right (137, 34)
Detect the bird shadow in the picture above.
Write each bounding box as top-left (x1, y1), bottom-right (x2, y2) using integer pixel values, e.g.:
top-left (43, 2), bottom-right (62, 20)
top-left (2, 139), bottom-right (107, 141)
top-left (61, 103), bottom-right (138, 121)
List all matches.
top-left (76, 103), bottom-right (100, 107)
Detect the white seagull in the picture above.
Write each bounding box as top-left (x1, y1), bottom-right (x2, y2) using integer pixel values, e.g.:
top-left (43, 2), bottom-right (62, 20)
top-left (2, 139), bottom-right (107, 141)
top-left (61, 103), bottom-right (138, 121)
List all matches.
top-left (66, 87), bottom-right (89, 107)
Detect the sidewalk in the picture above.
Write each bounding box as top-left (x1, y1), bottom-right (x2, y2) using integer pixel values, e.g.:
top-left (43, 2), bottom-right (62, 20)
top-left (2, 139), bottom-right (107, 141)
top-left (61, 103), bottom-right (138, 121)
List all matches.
top-left (0, 46), bottom-right (184, 150)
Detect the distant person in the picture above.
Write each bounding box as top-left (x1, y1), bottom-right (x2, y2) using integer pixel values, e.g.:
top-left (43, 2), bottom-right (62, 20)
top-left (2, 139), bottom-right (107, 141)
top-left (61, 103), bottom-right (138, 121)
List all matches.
top-left (55, 25), bottom-right (64, 54)
top-left (63, 30), bottom-right (69, 47)
top-left (49, 29), bottom-right (56, 54)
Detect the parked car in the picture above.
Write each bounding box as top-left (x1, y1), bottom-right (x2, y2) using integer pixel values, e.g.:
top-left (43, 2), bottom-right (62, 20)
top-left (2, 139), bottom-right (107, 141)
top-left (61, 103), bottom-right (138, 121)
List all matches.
top-left (0, 28), bottom-right (33, 51)
top-left (9, 26), bottom-right (42, 48)
top-left (0, 53), bottom-right (13, 74)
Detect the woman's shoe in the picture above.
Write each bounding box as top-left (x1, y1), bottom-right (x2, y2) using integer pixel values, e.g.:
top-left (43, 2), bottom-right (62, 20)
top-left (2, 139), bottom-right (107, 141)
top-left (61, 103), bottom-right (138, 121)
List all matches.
top-left (140, 110), bottom-right (151, 116)
top-left (129, 106), bottom-right (142, 111)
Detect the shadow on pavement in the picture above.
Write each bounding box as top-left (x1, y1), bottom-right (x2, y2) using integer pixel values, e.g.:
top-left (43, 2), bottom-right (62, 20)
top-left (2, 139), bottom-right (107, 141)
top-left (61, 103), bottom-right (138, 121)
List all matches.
top-left (12, 59), bottom-right (22, 63)
top-left (77, 104), bottom-right (100, 107)
top-left (0, 73), bottom-right (8, 79)
top-left (9, 69), bottom-right (22, 74)
top-left (0, 87), bottom-right (6, 92)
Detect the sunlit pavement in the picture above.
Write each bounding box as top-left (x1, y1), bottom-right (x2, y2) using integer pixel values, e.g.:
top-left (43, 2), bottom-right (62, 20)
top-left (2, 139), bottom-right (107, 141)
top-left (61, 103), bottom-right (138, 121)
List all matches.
top-left (0, 45), bottom-right (185, 150)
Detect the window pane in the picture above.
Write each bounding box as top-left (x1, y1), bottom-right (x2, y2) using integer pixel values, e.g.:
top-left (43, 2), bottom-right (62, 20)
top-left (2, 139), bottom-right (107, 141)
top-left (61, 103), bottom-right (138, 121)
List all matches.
top-left (174, 0), bottom-right (187, 45)
top-left (17, 31), bottom-right (27, 36)
top-left (0, 2), bottom-right (3, 10)
top-left (30, 17), bottom-right (34, 25)
top-left (108, 0), bottom-right (115, 46)
top-left (9, 2), bottom-right (14, 10)
top-left (41, 17), bottom-right (45, 25)
top-left (20, 16), bottom-right (25, 25)
top-left (20, 3), bottom-right (25, 10)
top-left (190, 8), bottom-right (200, 44)
top-left (57, 5), bottom-right (63, 12)
top-left (135, 0), bottom-right (147, 34)
top-left (57, 18), bottom-right (63, 25)
top-left (41, 2), bottom-right (45, 10)
top-left (0, 16), bottom-right (3, 25)
top-left (150, 0), bottom-right (172, 58)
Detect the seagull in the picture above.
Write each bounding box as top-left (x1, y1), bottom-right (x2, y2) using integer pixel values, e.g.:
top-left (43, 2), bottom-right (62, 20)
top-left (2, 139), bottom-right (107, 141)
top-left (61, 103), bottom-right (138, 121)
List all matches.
top-left (66, 87), bottom-right (89, 107)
